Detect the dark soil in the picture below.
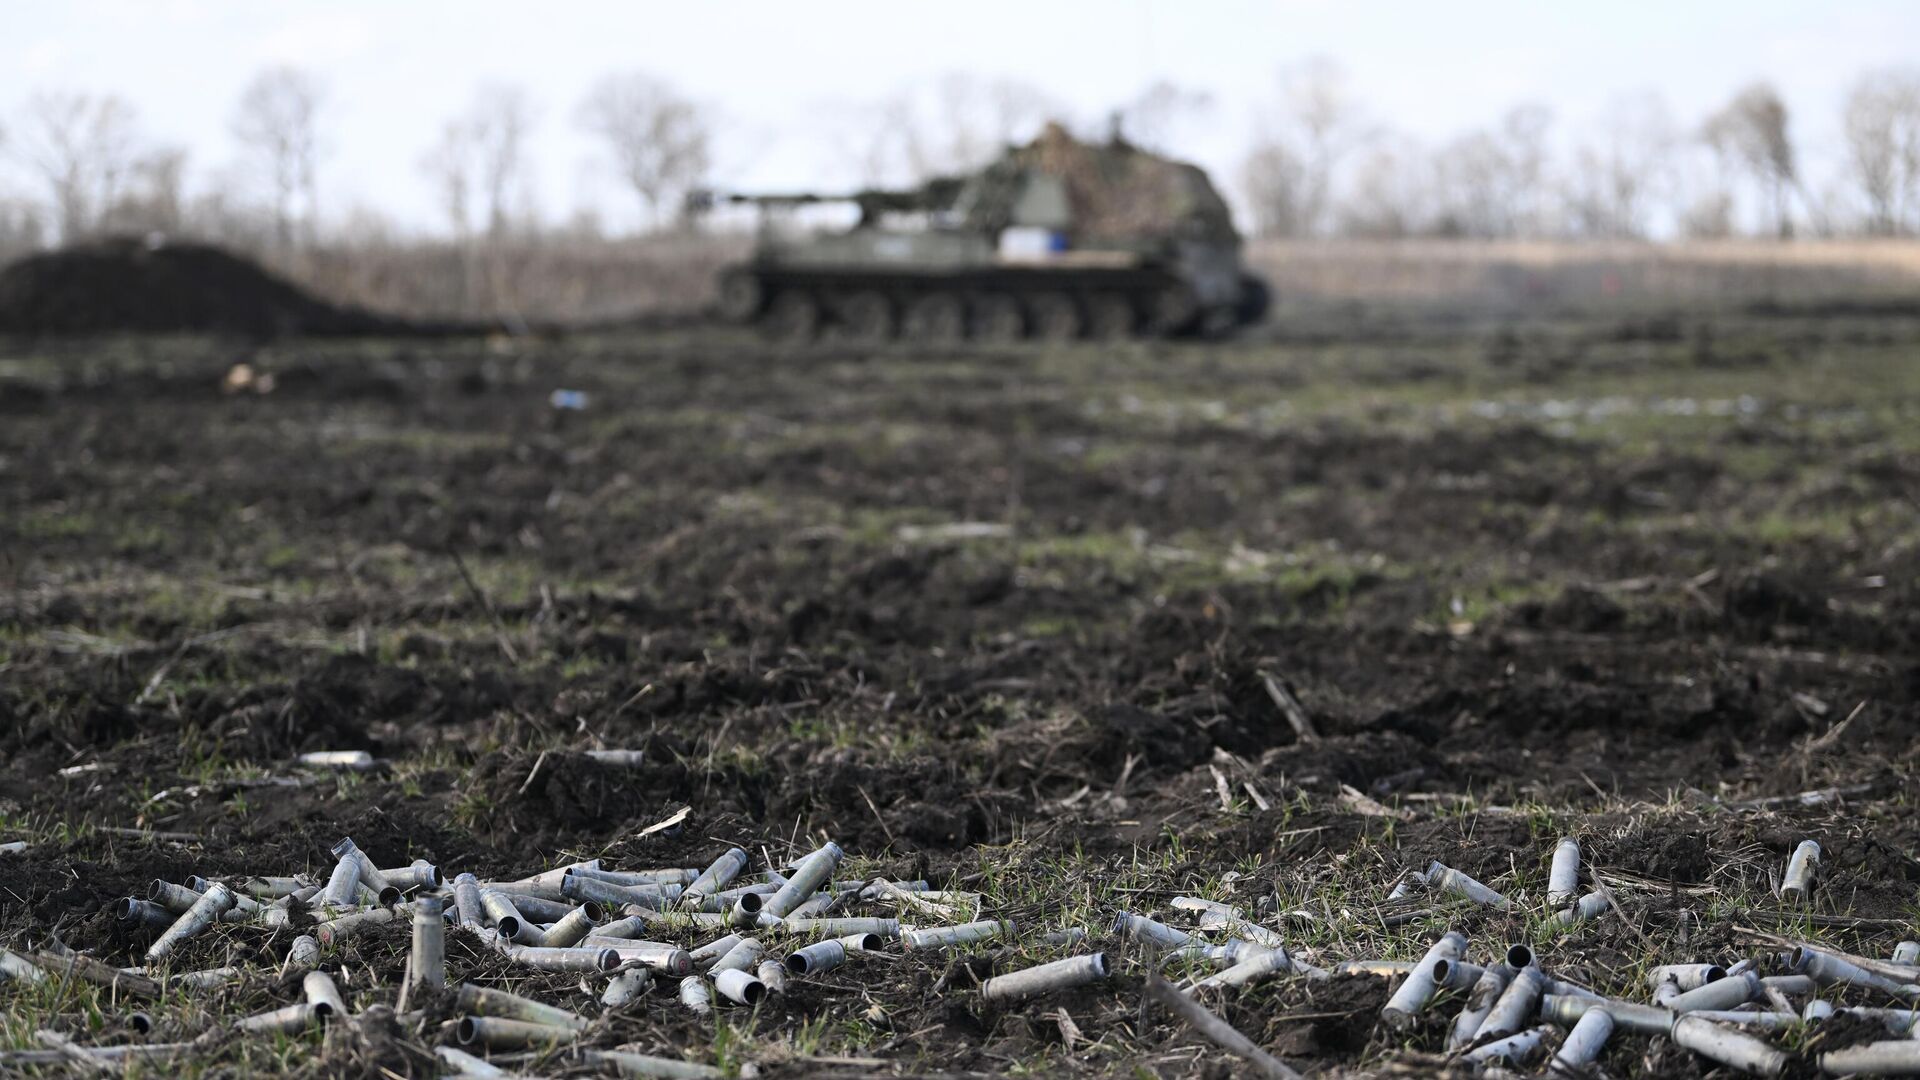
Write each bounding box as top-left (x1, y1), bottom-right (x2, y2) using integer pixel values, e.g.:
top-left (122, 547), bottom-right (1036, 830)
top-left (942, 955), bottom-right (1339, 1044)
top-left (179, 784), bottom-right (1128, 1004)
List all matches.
top-left (1, 311), bottom-right (1917, 1076)
top-left (0, 237), bottom-right (417, 339)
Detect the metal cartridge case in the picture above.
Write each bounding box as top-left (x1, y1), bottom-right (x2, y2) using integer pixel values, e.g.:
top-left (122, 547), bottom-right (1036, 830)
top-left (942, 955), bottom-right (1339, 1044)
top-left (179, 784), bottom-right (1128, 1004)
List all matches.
top-left (980, 953), bottom-right (1108, 1003)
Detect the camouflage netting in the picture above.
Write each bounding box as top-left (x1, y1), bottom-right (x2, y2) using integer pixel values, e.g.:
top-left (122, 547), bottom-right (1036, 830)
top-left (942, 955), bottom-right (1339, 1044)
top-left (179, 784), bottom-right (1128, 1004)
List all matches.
top-left (963, 122), bottom-right (1240, 246)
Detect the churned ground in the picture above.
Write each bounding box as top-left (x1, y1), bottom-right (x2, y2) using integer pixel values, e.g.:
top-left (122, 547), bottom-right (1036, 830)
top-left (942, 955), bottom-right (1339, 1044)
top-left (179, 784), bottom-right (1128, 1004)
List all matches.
top-left (1, 308), bottom-right (1917, 1076)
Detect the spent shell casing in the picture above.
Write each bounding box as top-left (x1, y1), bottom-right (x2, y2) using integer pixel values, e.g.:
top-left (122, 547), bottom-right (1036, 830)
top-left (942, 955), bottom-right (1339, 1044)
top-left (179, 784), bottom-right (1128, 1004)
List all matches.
top-left (302, 970), bottom-right (347, 1019)
top-left (314, 907), bottom-right (394, 946)
top-left (602, 968), bottom-right (654, 1007)
top-left (540, 904), bottom-right (601, 949)
top-left (1111, 912), bottom-right (1192, 949)
top-left (980, 953), bottom-right (1107, 1003)
top-left (318, 856), bottom-right (363, 909)
top-left (434, 1046), bottom-right (509, 1078)
top-left (589, 1049), bottom-right (725, 1078)
top-left (1552, 1006), bottom-right (1616, 1072)
top-left (1478, 967), bottom-right (1547, 1039)
top-left (456, 1015), bottom-right (579, 1049)
top-left (331, 837), bottom-right (400, 905)
top-left (407, 894), bottom-right (446, 994)
top-left (235, 1002), bottom-right (318, 1034)
top-left (478, 889), bottom-right (540, 945)
top-left (146, 882), bottom-right (236, 962)
top-left (1670, 1013), bottom-right (1789, 1077)
top-left (1648, 963), bottom-right (1728, 992)
top-left (679, 975), bottom-right (712, 1016)
top-left (451, 873), bottom-right (484, 927)
top-left (1380, 930), bottom-right (1466, 1029)
top-left (1540, 994), bottom-right (1674, 1035)
top-left (684, 848), bottom-right (750, 901)
top-left (503, 945), bottom-right (619, 973)
top-left (1781, 840), bottom-right (1821, 904)
top-left (901, 919), bottom-right (1012, 950)
top-left (285, 934), bottom-right (320, 973)
top-left (1448, 964), bottom-right (1511, 1050)
top-left (171, 966), bottom-right (240, 990)
top-left (1820, 1041), bottom-right (1920, 1075)
top-left (1426, 862), bottom-right (1508, 908)
top-left (690, 933), bottom-right (745, 967)
top-left (713, 966), bottom-right (766, 1006)
top-left (1189, 947), bottom-right (1291, 992)
top-left (708, 937), bottom-right (764, 974)
top-left (1465, 1025), bottom-right (1552, 1069)
top-left (785, 939), bottom-right (847, 975)
top-left (760, 843), bottom-right (843, 920)
top-left (783, 917), bottom-right (899, 939)
top-left (756, 958), bottom-right (789, 995)
top-left (456, 983), bottom-right (589, 1029)
top-left (587, 938), bottom-right (695, 975)
top-left (1547, 837), bottom-right (1582, 906)
top-left (114, 898), bottom-right (175, 931)
top-left (1669, 971), bottom-right (1765, 1013)
top-left (380, 859), bottom-right (441, 891)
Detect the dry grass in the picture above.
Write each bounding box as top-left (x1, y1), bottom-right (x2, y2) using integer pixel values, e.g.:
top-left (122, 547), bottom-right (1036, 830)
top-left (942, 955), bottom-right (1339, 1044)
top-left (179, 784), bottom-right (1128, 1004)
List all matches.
top-left (1248, 238), bottom-right (1920, 315)
top-left (286, 232), bottom-right (750, 324)
top-left (251, 235), bottom-right (1920, 326)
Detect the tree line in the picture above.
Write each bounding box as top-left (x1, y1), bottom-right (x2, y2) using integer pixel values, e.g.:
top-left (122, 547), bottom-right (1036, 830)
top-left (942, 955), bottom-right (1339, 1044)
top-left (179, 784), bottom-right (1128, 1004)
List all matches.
top-left (0, 67), bottom-right (712, 260)
top-left (1, 60), bottom-right (1918, 262)
top-left (1239, 60), bottom-right (1920, 241)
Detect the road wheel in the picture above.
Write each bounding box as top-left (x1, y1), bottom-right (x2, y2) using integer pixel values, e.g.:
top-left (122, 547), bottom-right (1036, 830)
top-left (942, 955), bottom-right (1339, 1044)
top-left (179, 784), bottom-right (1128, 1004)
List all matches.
top-left (1087, 293), bottom-right (1136, 340)
top-left (1028, 293), bottom-right (1083, 342)
top-left (1148, 285), bottom-right (1200, 336)
top-left (973, 294), bottom-right (1025, 342)
top-left (903, 292), bottom-right (966, 343)
top-left (1235, 273), bottom-right (1272, 327)
top-left (716, 269), bottom-right (764, 323)
top-left (760, 291), bottom-right (819, 342)
top-left (837, 291), bottom-right (897, 343)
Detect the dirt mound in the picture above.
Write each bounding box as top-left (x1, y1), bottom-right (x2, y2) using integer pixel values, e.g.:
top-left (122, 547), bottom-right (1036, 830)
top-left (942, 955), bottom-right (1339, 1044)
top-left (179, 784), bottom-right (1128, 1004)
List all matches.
top-left (0, 236), bottom-right (412, 339)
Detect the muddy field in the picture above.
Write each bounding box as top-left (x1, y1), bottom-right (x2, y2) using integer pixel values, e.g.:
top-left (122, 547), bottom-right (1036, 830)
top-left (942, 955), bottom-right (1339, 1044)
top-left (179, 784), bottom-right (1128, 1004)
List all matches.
top-left (1, 308), bottom-right (1918, 1077)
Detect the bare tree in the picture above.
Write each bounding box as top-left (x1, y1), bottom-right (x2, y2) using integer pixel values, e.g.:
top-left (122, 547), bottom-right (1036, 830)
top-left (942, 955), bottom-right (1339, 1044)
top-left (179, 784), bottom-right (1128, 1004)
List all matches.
top-left (1337, 137), bottom-right (1431, 238)
top-left (419, 119), bottom-right (479, 240)
top-left (1678, 185), bottom-right (1736, 239)
top-left (983, 78), bottom-right (1058, 150)
top-left (418, 118), bottom-right (483, 311)
top-left (464, 83), bottom-right (537, 238)
top-left (1429, 131), bottom-right (1510, 236)
top-left (835, 92), bottom-right (923, 188)
top-left (924, 73), bottom-right (1047, 174)
top-left (231, 66), bottom-right (325, 253)
top-left (1842, 68), bottom-right (1920, 235)
top-left (417, 84), bottom-right (539, 315)
top-left (1239, 141), bottom-right (1309, 237)
top-left (1566, 90), bottom-right (1676, 239)
top-left (1702, 82), bottom-right (1801, 237)
top-left (101, 146), bottom-right (188, 234)
top-left (1118, 80), bottom-right (1214, 152)
top-left (576, 72), bottom-right (710, 230)
top-left (1243, 56), bottom-right (1370, 236)
top-left (913, 75), bottom-right (996, 177)
top-left (12, 92), bottom-right (142, 242)
top-left (1419, 104), bottom-right (1558, 238)
top-left (856, 74), bottom-right (1057, 183)
top-left (1496, 104), bottom-right (1555, 235)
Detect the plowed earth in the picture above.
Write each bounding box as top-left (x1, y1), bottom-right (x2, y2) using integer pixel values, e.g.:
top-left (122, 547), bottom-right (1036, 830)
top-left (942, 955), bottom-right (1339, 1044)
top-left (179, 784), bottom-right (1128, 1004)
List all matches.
top-left (1, 311), bottom-right (1917, 1076)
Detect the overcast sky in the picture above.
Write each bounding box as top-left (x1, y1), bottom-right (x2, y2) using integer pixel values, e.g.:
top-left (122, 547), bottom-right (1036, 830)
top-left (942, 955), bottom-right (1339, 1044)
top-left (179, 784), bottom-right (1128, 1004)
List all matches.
top-left (4, 0), bottom-right (1917, 232)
